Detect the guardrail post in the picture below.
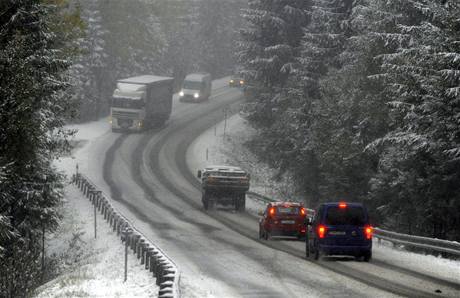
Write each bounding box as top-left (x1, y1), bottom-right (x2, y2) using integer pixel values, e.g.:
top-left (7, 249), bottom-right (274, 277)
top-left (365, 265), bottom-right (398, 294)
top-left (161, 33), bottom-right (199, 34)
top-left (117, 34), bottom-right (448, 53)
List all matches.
top-left (147, 247), bottom-right (156, 272)
top-left (133, 234), bottom-right (141, 254)
top-left (138, 239), bottom-right (145, 260)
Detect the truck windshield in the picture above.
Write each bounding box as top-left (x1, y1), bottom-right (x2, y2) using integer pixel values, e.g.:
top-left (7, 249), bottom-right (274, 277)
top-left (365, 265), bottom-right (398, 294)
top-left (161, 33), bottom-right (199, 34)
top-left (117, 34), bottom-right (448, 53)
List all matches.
top-left (325, 206), bottom-right (366, 226)
top-left (183, 80), bottom-right (202, 90)
top-left (112, 97), bottom-right (144, 109)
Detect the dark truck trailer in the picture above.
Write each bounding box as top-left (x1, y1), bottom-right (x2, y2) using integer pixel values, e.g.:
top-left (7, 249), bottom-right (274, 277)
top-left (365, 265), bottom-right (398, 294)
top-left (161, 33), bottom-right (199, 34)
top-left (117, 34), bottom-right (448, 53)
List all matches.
top-left (111, 75), bottom-right (174, 132)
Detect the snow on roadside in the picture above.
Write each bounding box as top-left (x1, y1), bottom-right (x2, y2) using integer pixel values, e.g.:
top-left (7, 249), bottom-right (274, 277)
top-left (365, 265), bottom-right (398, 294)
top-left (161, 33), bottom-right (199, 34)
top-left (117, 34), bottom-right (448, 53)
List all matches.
top-left (187, 113), bottom-right (300, 201)
top-left (35, 118), bottom-right (158, 297)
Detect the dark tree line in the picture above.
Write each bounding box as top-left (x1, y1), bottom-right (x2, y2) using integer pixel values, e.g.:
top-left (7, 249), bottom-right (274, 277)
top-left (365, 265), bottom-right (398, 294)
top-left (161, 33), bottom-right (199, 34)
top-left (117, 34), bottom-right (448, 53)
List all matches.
top-left (73, 0), bottom-right (245, 121)
top-left (0, 0), bottom-right (79, 295)
top-left (239, 0), bottom-right (460, 241)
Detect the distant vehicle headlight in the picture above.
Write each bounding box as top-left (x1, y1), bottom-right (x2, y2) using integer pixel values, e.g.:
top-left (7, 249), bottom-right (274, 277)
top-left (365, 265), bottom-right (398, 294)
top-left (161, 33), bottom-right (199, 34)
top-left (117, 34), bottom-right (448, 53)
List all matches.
top-left (230, 79), bottom-right (234, 83)
top-left (194, 93), bottom-right (199, 98)
top-left (240, 80), bottom-right (244, 85)
top-left (179, 91), bottom-right (184, 97)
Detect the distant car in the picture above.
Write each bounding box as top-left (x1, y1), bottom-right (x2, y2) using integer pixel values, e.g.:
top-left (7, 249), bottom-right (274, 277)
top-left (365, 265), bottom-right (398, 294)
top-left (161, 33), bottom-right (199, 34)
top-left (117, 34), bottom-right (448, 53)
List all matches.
top-left (197, 165), bottom-right (250, 211)
top-left (259, 201), bottom-right (307, 240)
top-left (229, 77), bottom-right (245, 88)
top-left (306, 202), bottom-right (373, 261)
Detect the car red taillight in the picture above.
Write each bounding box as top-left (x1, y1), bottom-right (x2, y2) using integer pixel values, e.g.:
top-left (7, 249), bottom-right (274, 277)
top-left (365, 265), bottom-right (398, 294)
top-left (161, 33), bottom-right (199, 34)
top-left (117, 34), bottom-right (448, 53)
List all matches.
top-left (300, 207), bottom-right (306, 216)
top-left (269, 207), bottom-right (276, 216)
top-left (364, 225), bottom-right (373, 240)
top-left (318, 225), bottom-right (327, 238)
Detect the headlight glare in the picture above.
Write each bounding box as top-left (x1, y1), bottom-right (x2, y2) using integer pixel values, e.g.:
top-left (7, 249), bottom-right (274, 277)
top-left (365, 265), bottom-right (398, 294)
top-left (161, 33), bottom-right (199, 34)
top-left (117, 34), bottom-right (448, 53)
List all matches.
top-left (179, 91), bottom-right (184, 97)
top-left (194, 93), bottom-right (199, 98)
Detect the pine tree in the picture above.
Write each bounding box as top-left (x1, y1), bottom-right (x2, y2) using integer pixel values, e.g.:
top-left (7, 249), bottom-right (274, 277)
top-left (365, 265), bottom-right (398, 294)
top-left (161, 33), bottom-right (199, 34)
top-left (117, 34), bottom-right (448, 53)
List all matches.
top-left (369, 0), bottom-right (460, 239)
top-left (195, 0), bottom-right (244, 77)
top-left (0, 0), bottom-right (77, 294)
top-left (239, 0), bottom-right (312, 127)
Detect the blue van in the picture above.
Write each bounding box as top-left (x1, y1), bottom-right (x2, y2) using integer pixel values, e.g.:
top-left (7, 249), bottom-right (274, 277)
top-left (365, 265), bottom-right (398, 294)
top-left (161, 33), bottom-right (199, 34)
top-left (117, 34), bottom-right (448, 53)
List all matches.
top-left (306, 202), bottom-right (373, 261)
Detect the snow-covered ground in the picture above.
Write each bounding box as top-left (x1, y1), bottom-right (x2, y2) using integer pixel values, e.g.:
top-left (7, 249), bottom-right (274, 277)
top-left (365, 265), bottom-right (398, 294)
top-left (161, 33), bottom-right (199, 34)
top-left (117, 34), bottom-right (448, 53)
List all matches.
top-left (187, 113), bottom-right (460, 286)
top-left (187, 113), bottom-right (300, 200)
top-left (34, 119), bottom-right (158, 297)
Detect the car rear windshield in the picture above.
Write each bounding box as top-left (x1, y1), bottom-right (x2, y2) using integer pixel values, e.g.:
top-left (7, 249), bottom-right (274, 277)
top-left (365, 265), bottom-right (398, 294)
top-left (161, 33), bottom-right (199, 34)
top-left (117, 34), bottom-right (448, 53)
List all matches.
top-left (325, 206), bottom-right (366, 226)
top-left (276, 206), bottom-right (300, 215)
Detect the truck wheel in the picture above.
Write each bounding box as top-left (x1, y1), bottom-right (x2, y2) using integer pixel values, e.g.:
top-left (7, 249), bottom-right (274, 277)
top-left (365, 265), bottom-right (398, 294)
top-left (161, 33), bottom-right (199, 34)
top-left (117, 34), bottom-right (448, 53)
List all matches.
top-left (208, 199), bottom-right (215, 210)
top-left (202, 193), bottom-right (209, 210)
top-left (362, 251), bottom-right (372, 262)
top-left (236, 194), bottom-right (245, 212)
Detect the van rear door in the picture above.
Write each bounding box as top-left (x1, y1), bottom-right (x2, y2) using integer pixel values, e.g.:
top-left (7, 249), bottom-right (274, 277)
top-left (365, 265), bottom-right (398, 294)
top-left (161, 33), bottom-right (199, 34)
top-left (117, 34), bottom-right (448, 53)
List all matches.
top-left (324, 206), bottom-right (367, 246)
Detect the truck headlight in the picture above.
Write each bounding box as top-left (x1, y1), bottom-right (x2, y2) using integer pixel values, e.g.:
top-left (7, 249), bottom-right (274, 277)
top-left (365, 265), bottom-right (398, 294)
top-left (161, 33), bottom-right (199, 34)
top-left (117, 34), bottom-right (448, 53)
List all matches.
top-left (179, 91), bottom-right (184, 97)
top-left (194, 93), bottom-right (199, 98)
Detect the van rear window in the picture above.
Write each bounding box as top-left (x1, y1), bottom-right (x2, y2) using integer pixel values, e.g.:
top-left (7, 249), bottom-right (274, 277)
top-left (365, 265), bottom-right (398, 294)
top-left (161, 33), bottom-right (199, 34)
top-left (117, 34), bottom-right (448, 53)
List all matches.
top-left (325, 206), bottom-right (366, 226)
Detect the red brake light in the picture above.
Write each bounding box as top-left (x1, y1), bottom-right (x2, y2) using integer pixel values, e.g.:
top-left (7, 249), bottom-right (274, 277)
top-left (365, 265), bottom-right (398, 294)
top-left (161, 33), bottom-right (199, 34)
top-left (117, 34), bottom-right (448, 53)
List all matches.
top-left (365, 226), bottom-right (373, 239)
top-left (318, 225), bottom-right (327, 238)
top-left (300, 208), bottom-right (306, 216)
top-left (269, 207), bottom-right (275, 216)
top-left (339, 202), bottom-right (347, 209)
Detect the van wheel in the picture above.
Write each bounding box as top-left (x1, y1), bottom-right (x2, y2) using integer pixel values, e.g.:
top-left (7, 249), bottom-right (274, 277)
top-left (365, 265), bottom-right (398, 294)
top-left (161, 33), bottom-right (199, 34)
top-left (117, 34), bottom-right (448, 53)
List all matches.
top-left (313, 242), bottom-right (320, 260)
top-left (305, 239), bottom-right (310, 258)
top-left (363, 251), bottom-right (372, 262)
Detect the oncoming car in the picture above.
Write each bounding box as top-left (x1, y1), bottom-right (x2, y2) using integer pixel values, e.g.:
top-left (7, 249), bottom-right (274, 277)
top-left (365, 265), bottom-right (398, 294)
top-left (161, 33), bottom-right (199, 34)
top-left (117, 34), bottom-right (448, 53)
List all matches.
top-left (229, 76), bottom-right (245, 88)
top-left (259, 201), bottom-right (307, 240)
top-left (306, 202), bottom-right (373, 261)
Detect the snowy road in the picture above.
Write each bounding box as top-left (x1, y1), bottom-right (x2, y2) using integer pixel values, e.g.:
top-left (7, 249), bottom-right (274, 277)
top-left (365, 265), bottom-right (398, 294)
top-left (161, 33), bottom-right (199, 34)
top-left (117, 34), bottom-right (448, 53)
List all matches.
top-left (83, 78), bottom-right (460, 297)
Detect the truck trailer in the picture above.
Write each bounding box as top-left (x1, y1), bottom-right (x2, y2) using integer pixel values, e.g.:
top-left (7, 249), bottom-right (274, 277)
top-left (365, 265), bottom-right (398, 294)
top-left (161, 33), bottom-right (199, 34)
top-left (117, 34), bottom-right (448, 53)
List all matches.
top-left (110, 75), bottom-right (174, 132)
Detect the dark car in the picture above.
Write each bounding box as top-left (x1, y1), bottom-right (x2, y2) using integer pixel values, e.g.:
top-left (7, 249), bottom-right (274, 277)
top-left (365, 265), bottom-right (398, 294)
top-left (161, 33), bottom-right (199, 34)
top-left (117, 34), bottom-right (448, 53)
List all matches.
top-left (306, 202), bottom-right (373, 261)
top-left (259, 201), bottom-right (307, 240)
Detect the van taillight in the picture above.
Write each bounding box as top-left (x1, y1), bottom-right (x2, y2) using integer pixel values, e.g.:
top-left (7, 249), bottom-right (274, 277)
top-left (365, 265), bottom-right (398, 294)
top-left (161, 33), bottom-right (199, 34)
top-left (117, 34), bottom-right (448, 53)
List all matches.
top-left (269, 207), bottom-right (276, 216)
top-left (318, 225), bottom-right (326, 238)
top-left (300, 208), bottom-right (306, 216)
top-left (365, 226), bottom-right (373, 239)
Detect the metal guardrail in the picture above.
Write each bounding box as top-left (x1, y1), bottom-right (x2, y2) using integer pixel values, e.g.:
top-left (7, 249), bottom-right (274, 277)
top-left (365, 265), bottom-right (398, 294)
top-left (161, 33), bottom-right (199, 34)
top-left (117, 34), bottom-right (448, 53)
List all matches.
top-left (73, 173), bottom-right (180, 298)
top-left (374, 228), bottom-right (460, 257)
top-left (247, 191), bottom-right (460, 258)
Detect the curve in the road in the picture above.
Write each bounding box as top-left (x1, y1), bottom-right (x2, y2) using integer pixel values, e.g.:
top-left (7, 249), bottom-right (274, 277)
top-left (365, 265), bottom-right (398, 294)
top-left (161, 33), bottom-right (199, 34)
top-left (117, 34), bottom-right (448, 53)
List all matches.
top-left (101, 84), bottom-right (459, 297)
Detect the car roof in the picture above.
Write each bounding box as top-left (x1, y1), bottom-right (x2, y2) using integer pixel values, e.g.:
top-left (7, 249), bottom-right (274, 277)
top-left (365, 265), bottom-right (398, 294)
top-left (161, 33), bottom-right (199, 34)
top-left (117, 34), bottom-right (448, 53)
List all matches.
top-left (321, 202), bottom-right (364, 207)
top-left (269, 201), bottom-right (303, 207)
top-left (204, 165), bottom-right (244, 171)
